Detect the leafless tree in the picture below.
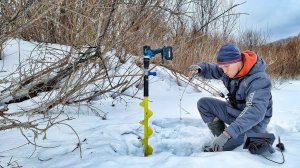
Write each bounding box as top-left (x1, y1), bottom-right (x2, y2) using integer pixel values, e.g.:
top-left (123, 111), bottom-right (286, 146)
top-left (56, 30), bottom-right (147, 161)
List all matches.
top-left (0, 0), bottom-right (243, 158)
top-left (239, 29), bottom-right (267, 50)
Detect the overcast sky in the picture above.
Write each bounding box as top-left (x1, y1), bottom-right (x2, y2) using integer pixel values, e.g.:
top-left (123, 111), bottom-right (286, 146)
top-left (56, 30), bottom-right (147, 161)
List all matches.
top-left (234, 0), bottom-right (300, 42)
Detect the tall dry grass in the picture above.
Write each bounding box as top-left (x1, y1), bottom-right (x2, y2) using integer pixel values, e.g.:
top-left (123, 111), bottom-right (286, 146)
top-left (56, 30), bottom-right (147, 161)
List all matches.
top-left (2, 0), bottom-right (298, 79)
top-left (258, 36), bottom-right (300, 78)
top-left (1, 0), bottom-right (242, 73)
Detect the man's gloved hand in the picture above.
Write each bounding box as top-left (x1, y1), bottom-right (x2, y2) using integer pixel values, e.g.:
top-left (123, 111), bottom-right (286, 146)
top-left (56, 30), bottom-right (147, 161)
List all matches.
top-left (188, 64), bottom-right (201, 80)
top-left (211, 132), bottom-right (231, 151)
top-left (189, 64), bottom-right (201, 71)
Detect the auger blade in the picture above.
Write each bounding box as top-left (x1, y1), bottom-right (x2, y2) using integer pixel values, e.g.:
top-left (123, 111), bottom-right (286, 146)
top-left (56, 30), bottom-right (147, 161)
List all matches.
top-left (145, 145), bottom-right (153, 156)
top-left (139, 138), bottom-right (145, 144)
top-left (146, 127), bottom-right (153, 137)
top-left (146, 109), bottom-right (153, 118)
top-left (139, 101), bottom-right (145, 107)
top-left (139, 119), bottom-right (146, 126)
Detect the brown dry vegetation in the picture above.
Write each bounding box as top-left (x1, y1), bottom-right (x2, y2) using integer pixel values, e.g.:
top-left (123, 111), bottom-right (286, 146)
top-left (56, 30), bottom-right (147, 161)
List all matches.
top-left (1, 0), bottom-right (241, 72)
top-left (259, 35), bottom-right (300, 78)
top-left (0, 0), bottom-right (243, 139)
top-left (0, 1), bottom-right (299, 118)
top-left (1, 1), bottom-right (299, 78)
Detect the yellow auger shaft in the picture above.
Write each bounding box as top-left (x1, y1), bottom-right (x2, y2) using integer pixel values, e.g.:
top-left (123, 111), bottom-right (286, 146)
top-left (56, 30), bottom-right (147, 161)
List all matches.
top-left (139, 97), bottom-right (153, 156)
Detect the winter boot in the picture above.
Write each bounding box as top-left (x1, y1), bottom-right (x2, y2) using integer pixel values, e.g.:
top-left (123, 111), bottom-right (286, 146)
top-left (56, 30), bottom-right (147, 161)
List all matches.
top-left (207, 119), bottom-right (226, 137)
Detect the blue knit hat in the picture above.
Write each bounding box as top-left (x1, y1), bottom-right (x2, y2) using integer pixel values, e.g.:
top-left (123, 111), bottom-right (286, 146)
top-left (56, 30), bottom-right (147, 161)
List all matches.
top-left (217, 43), bottom-right (242, 65)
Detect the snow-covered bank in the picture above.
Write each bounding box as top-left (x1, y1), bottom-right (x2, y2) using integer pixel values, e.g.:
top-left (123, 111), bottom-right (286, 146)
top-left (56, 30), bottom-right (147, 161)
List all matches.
top-left (1, 39), bottom-right (300, 167)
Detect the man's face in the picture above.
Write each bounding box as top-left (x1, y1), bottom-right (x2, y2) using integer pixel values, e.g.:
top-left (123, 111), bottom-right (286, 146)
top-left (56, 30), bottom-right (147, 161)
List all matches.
top-left (218, 61), bottom-right (242, 78)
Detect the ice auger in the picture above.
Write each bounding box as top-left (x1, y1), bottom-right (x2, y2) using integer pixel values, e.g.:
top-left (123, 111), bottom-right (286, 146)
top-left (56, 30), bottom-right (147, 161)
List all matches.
top-left (139, 45), bottom-right (173, 156)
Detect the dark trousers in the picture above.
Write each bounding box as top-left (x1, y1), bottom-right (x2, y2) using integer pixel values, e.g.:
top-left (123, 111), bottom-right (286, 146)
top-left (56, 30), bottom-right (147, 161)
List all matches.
top-left (197, 97), bottom-right (267, 151)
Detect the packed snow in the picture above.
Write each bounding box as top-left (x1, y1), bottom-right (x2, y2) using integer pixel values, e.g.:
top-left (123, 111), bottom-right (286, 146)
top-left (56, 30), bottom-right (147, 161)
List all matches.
top-left (0, 39), bottom-right (300, 168)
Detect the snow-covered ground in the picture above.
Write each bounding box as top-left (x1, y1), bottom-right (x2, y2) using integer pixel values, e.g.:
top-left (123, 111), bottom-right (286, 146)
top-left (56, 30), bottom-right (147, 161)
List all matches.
top-left (1, 39), bottom-right (300, 168)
